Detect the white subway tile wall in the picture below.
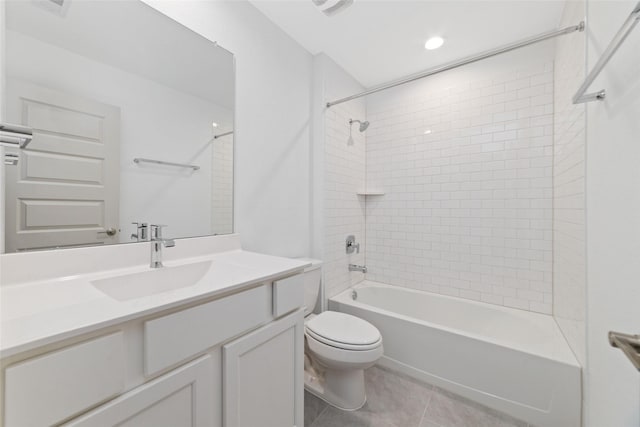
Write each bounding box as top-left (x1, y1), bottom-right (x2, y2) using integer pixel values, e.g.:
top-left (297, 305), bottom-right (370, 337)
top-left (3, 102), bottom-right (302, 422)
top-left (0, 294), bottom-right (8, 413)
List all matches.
top-left (324, 101), bottom-right (367, 298)
top-left (553, 0), bottom-right (586, 365)
top-left (365, 61), bottom-right (555, 313)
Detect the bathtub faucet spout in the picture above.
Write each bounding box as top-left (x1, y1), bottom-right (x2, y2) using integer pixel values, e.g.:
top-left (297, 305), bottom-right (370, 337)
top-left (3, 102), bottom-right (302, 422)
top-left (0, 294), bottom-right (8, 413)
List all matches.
top-left (349, 264), bottom-right (367, 273)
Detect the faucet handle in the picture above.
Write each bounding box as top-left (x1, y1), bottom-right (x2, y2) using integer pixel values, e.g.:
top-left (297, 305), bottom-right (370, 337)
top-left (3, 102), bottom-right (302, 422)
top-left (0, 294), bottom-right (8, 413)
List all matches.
top-left (131, 222), bottom-right (149, 241)
top-left (149, 224), bottom-right (168, 239)
top-left (346, 235), bottom-right (360, 254)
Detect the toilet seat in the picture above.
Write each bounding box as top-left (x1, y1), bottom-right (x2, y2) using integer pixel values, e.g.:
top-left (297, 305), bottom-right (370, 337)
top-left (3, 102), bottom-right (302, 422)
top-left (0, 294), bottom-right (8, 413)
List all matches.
top-left (306, 331), bottom-right (384, 366)
top-left (305, 311), bottom-right (382, 351)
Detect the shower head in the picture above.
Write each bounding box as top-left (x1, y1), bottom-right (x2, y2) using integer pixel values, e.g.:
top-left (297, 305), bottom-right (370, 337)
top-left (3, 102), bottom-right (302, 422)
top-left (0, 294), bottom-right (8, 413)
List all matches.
top-left (349, 119), bottom-right (370, 132)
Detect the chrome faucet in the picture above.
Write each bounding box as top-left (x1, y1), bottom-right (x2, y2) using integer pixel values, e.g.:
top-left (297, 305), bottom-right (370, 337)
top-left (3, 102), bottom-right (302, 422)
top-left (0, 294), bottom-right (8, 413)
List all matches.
top-left (149, 224), bottom-right (175, 268)
top-left (349, 264), bottom-right (367, 273)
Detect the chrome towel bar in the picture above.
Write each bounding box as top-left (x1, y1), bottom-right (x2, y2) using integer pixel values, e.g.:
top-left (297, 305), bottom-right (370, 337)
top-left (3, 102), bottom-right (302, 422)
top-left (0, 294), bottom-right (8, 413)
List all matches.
top-left (573, 2), bottom-right (640, 104)
top-left (609, 331), bottom-right (640, 371)
top-left (0, 123), bottom-right (33, 148)
top-left (133, 158), bottom-right (200, 171)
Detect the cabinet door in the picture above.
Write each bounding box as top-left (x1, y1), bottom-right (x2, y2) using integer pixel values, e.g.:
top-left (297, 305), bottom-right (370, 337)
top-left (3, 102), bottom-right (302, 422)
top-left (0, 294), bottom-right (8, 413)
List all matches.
top-left (223, 309), bottom-right (304, 427)
top-left (65, 355), bottom-right (215, 427)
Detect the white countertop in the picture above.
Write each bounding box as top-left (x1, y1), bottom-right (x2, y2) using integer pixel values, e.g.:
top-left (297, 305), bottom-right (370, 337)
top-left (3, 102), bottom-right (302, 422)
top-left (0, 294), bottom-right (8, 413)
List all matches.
top-left (0, 248), bottom-right (309, 358)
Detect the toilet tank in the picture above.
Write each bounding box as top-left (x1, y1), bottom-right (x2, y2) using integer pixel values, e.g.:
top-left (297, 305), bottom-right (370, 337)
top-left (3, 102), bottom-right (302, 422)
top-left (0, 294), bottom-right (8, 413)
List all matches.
top-left (296, 258), bottom-right (322, 316)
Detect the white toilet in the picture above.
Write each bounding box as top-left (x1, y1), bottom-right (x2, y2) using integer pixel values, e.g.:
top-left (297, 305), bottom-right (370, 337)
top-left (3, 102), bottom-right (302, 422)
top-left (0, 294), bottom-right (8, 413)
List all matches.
top-left (299, 259), bottom-right (383, 411)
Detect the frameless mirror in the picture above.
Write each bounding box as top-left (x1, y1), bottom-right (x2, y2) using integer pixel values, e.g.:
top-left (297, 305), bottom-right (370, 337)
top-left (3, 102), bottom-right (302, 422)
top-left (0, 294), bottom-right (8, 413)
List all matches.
top-left (1, 0), bottom-right (234, 253)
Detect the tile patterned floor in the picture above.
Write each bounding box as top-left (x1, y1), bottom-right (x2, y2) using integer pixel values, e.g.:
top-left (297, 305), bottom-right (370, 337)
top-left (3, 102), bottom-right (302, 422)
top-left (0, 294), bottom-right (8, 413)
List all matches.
top-left (305, 366), bottom-right (531, 427)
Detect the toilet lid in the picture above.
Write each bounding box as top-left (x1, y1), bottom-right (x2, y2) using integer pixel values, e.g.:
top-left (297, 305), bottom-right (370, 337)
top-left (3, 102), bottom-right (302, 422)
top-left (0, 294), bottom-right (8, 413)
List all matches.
top-left (305, 311), bottom-right (381, 347)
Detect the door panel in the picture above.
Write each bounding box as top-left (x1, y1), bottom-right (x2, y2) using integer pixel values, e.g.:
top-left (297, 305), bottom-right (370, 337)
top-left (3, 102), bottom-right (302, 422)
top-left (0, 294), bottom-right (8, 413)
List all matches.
top-left (117, 386), bottom-right (194, 427)
top-left (23, 98), bottom-right (104, 140)
top-left (19, 199), bottom-right (104, 228)
top-left (21, 151), bottom-right (104, 184)
top-left (64, 355), bottom-right (215, 427)
top-left (223, 310), bottom-right (304, 427)
top-left (5, 80), bottom-right (120, 251)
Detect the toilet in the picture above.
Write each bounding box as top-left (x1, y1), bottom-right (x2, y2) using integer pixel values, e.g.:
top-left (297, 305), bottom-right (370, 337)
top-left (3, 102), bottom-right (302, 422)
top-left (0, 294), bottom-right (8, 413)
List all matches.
top-left (299, 259), bottom-right (383, 411)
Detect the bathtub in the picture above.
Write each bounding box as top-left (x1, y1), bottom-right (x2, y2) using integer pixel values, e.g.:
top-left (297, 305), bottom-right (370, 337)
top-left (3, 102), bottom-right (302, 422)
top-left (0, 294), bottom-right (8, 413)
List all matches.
top-left (329, 281), bottom-right (581, 427)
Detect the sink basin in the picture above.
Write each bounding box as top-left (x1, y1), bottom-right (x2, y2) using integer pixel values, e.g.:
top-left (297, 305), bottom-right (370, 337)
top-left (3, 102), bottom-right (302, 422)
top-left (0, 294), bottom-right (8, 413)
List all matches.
top-left (92, 261), bottom-right (212, 301)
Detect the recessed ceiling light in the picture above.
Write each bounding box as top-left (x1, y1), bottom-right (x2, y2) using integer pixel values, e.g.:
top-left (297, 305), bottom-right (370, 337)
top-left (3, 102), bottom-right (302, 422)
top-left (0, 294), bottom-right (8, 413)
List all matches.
top-left (424, 130), bottom-right (432, 135)
top-left (212, 122), bottom-right (219, 128)
top-left (424, 37), bottom-right (444, 50)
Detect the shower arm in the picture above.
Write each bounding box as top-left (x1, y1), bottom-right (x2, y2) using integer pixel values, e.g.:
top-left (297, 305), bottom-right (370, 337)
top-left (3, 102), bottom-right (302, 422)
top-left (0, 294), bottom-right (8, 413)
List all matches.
top-left (326, 22), bottom-right (584, 108)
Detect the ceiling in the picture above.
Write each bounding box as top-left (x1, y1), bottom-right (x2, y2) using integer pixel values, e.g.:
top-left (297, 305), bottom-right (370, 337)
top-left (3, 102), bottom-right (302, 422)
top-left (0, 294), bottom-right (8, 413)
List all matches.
top-left (249, 0), bottom-right (567, 87)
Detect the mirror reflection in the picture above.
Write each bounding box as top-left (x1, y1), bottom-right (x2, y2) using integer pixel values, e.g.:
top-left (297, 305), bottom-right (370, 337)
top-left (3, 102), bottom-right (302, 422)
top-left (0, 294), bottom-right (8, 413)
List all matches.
top-left (2, 0), bottom-right (235, 253)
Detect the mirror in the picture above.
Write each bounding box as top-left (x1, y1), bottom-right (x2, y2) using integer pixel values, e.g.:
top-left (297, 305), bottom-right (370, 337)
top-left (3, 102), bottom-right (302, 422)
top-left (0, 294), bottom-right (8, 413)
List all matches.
top-left (1, 0), bottom-right (234, 253)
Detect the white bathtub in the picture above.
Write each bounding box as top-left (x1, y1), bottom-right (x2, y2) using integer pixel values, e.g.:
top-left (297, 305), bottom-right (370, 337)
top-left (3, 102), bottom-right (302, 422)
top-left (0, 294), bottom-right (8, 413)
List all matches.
top-left (329, 281), bottom-right (581, 427)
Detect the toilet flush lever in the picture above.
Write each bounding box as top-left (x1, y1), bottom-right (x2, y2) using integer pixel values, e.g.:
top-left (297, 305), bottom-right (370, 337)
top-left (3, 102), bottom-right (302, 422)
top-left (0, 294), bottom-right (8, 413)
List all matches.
top-left (346, 235), bottom-right (360, 254)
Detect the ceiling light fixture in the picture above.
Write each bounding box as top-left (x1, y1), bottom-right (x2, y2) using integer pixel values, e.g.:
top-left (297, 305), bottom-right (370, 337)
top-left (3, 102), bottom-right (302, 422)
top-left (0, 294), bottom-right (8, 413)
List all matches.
top-left (424, 37), bottom-right (444, 50)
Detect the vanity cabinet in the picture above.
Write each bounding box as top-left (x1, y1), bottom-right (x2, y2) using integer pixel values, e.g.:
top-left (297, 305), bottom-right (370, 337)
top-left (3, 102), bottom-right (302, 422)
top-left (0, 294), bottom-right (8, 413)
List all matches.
top-left (1, 273), bottom-right (305, 427)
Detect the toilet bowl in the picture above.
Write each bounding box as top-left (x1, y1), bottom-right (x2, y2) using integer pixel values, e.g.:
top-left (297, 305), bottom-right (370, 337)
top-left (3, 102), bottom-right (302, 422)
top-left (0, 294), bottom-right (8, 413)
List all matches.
top-left (297, 258), bottom-right (383, 411)
top-left (305, 311), bottom-right (383, 410)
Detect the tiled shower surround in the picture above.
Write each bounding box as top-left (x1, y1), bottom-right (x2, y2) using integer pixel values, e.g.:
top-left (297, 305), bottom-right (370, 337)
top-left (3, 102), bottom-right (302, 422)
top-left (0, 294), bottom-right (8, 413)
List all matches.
top-left (552, 0), bottom-right (586, 366)
top-left (364, 60), bottom-right (555, 314)
top-left (323, 100), bottom-right (367, 298)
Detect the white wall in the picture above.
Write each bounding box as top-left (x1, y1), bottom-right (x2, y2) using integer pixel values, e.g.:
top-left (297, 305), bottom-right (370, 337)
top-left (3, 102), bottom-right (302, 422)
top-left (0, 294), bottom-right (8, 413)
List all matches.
top-left (553, 0), bottom-right (587, 371)
top-left (584, 0), bottom-right (640, 425)
top-left (314, 54), bottom-right (367, 298)
top-left (0, 1), bottom-right (6, 253)
top-left (365, 44), bottom-right (555, 313)
top-left (310, 55), bottom-right (326, 261)
top-left (145, 0), bottom-right (313, 257)
top-left (6, 30), bottom-right (233, 242)
top-left (211, 135), bottom-right (234, 235)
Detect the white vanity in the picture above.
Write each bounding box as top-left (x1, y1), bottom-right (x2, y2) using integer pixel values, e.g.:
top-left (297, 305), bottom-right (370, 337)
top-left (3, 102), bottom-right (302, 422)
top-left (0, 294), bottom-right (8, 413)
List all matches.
top-left (0, 2), bottom-right (299, 425)
top-left (0, 235), bottom-right (308, 427)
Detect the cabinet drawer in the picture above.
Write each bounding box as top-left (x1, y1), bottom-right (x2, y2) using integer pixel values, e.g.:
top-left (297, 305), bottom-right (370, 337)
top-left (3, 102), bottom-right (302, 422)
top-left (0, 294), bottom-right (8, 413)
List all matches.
top-left (144, 284), bottom-right (271, 375)
top-left (273, 274), bottom-right (304, 318)
top-left (4, 332), bottom-right (125, 427)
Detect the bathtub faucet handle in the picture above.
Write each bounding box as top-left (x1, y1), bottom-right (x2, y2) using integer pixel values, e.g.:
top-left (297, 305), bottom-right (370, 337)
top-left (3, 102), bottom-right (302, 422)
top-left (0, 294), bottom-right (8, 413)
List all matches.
top-left (346, 235), bottom-right (360, 254)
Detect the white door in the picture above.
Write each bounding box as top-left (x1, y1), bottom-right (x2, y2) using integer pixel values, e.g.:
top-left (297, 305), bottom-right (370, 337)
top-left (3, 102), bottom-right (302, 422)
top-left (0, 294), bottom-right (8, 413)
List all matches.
top-left (63, 355), bottom-right (215, 427)
top-left (585, 1), bottom-right (640, 426)
top-left (223, 309), bottom-right (304, 427)
top-left (4, 80), bottom-right (120, 251)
